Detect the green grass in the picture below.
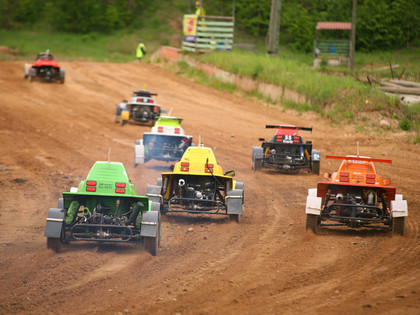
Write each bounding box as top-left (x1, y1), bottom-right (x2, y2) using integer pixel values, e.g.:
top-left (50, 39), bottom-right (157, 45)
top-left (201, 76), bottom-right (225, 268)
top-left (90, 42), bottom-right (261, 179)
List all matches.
top-left (354, 47), bottom-right (420, 82)
top-left (175, 60), bottom-right (237, 93)
top-left (0, 25), bottom-right (176, 62)
top-left (174, 47), bottom-right (420, 141)
top-left (193, 50), bottom-right (400, 123)
top-left (0, 29), bottom-right (136, 62)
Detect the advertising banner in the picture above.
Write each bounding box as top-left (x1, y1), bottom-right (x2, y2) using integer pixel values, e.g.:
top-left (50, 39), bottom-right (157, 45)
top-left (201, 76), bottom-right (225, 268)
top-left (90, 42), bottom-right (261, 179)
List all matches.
top-left (183, 14), bottom-right (197, 42)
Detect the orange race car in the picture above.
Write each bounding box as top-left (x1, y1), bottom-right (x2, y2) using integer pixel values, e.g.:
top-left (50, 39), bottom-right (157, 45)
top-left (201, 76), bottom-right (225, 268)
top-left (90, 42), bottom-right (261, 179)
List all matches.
top-left (305, 155), bottom-right (408, 235)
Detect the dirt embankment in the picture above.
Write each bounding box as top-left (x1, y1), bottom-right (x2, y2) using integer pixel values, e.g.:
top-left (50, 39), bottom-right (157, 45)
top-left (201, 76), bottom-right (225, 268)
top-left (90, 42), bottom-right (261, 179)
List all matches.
top-left (0, 61), bottom-right (419, 314)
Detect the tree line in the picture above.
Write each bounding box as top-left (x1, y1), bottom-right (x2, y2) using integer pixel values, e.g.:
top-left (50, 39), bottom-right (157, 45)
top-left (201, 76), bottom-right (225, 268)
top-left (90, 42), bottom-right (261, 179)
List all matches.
top-left (231, 0), bottom-right (420, 51)
top-left (0, 0), bottom-right (155, 33)
top-left (1, 0), bottom-right (419, 52)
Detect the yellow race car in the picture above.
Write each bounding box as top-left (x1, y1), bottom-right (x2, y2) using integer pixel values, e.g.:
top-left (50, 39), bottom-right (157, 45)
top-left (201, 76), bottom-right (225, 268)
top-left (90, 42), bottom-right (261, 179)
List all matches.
top-left (146, 144), bottom-right (244, 222)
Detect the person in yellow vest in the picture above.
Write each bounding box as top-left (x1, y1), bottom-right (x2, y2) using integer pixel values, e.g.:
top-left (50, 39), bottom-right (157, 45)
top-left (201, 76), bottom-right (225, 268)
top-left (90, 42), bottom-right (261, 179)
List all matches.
top-left (136, 39), bottom-right (146, 61)
top-left (195, 1), bottom-right (205, 18)
top-left (195, 0), bottom-right (206, 42)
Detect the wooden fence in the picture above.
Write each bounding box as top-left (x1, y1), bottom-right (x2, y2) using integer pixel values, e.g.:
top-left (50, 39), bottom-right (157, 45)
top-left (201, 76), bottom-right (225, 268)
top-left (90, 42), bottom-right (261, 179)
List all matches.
top-left (315, 39), bottom-right (350, 57)
top-left (182, 15), bottom-right (234, 53)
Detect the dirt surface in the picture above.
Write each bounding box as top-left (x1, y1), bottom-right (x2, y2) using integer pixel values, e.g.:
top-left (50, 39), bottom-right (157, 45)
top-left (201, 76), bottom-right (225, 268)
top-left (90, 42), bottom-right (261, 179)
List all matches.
top-left (0, 60), bottom-right (419, 315)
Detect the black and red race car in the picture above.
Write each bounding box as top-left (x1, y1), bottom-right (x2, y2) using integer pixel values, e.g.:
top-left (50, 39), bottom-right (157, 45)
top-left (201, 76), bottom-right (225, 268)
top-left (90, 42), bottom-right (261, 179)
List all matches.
top-left (251, 125), bottom-right (320, 174)
top-left (24, 50), bottom-right (65, 83)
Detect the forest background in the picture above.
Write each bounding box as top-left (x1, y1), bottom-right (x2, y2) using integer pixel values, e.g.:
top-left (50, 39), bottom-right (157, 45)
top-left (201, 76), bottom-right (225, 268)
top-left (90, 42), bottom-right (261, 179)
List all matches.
top-left (1, 0), bottom-right (419, 52)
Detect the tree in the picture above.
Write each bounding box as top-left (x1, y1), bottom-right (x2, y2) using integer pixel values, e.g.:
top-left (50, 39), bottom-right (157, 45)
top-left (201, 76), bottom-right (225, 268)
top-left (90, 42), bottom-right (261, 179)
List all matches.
top-left (235, 0), bottom-right (271, 36)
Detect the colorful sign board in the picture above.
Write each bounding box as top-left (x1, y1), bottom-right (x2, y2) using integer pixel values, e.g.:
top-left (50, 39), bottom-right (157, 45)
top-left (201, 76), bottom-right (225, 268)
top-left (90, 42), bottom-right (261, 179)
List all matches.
top-left (183, 14), bottom-right (197, 42)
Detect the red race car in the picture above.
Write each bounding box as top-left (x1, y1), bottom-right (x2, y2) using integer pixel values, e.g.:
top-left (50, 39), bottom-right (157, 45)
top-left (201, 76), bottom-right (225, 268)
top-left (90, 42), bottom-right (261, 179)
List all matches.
top-left (24, 50), bottom-right (65, 83)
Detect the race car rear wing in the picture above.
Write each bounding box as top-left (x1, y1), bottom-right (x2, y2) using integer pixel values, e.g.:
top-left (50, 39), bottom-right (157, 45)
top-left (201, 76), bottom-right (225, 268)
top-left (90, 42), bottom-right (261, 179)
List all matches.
top-left (326, 155), bottom-right (392, 164)
top-left (265, 125), bottom-right (312, 132)
top-left (133, 90), bottom-right (158, 97)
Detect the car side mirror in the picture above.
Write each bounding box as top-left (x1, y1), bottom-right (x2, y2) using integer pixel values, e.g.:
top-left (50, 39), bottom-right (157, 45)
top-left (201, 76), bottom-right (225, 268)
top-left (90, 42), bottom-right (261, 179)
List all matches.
top-left (323, 172), bottom-right (331, 180)
top-left (383, 178), bottom-right (391, 185)
top-left (259, 138), bottom-right (265, 141)
top-left (169, 164), bottom-right (175, 171)
top-left (224, 170), bottom-right (235, 177)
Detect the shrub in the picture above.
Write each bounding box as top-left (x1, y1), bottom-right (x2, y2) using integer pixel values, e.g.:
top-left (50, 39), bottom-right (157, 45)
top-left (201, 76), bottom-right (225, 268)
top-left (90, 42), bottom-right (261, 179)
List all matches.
top-left (399, 118), bottom-right (412, 131)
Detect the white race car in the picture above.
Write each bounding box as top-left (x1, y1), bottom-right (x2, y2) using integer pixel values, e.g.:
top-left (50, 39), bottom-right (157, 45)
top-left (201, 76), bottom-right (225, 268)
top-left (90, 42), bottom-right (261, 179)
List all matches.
top-left (115, 90), bottom-right (165, 126)
top-left (134, 116), bottom-right (193, 166)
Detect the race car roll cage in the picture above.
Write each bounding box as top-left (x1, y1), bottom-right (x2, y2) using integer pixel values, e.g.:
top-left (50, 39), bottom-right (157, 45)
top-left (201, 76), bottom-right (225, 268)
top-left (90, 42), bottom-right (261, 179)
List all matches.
top-left (164, 174), bottom-right (228, 215)
top-left (163, 158), bottom-right (233, 215)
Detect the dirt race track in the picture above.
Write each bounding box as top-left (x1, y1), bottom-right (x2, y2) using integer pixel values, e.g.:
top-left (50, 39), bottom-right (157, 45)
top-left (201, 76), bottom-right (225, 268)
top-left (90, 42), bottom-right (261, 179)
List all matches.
top-left (0, 60), bottom-right (419, 315)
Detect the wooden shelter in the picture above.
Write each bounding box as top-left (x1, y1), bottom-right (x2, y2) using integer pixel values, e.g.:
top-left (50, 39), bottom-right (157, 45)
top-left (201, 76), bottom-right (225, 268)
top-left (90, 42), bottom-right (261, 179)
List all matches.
top-left (313, 22), bottom-right (352, 68)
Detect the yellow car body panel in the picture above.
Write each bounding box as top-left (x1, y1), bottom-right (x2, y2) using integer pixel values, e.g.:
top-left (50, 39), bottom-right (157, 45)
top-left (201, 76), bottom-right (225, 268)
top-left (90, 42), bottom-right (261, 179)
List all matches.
top-left (172, 146), bottom-right (223, 175)
top-left (161, 146), bottom-right (237, 199)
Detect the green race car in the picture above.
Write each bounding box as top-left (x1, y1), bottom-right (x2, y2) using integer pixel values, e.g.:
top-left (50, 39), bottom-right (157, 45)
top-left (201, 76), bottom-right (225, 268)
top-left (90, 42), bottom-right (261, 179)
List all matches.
top-left (45, 161), bottom-right (161, 255)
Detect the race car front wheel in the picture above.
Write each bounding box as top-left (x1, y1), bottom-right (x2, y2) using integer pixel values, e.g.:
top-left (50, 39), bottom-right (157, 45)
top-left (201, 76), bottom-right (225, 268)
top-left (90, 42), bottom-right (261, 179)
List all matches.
top-left (305, 214), bottom-right (320, 234)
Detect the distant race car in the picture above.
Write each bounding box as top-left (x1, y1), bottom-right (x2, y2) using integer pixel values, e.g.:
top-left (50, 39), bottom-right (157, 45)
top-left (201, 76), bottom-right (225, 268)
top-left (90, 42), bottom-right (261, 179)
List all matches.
top-left (134, 116), bottom-right (193, 166)
top-left (24, 50), bottom-right (65, 83)
top-left (305, 155), bottom-right (408, 235)
top-left (146, 144), bottom-right (244, 222)
top-left (115, 89), bottom-right (165, 126)
top-left (252, 125), bottom-right (320, 174)
top-left (45, 161), bottom-right (161, 255)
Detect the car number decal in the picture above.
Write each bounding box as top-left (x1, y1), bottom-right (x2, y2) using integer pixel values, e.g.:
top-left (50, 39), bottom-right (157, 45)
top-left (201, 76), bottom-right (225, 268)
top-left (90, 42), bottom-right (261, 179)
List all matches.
top-left (283, 135), bottom-right (293, 143)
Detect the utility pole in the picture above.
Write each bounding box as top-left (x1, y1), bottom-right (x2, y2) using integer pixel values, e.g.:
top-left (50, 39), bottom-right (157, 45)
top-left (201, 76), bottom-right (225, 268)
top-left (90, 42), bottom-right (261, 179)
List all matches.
top-left (232, 0), bottom-right (235, 17)
top-left (267, 0), bottom-right (282, 54)
top-left (349, 0), bottom-right (357, 74)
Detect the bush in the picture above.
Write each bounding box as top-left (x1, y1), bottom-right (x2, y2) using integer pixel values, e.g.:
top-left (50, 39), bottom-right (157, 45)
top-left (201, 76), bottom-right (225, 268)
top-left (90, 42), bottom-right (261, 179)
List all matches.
top-left (399, 118), bottom-right (412, 131)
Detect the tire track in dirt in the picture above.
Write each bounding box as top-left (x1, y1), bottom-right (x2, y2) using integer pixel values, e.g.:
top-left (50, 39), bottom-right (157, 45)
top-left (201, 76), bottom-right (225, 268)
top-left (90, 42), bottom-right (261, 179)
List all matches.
top-left (0, 60), bottom-right (419, 315)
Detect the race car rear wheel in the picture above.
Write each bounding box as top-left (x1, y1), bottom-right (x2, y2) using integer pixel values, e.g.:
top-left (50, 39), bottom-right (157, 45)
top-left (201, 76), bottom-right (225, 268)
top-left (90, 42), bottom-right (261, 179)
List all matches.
top-left (144, 221), bottom-right (160, 256)
top-left (306, 214), bottom-right (319, 234)
top-left (254, 158), bottom-right (262, 172)
top-left (144, 236), bottom-right (158, 256)
top-left (47, 237), bottom-right (62, 252)
top-left (312, 161), bottom-right (320, 175)
top-left (229, 214), bottom-right (241, 223)
top-left (392, 216), bottom-right (405, 236)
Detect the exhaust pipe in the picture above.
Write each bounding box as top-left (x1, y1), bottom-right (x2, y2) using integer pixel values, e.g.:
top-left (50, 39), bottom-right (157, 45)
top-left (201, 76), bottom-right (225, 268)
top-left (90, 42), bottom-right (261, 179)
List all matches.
top-left (336, 193), bottom-right (344, 201)
top-left (178, 179), bottom-right (185, 187)
top-left (367, 192), bottom-right (375, 205)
